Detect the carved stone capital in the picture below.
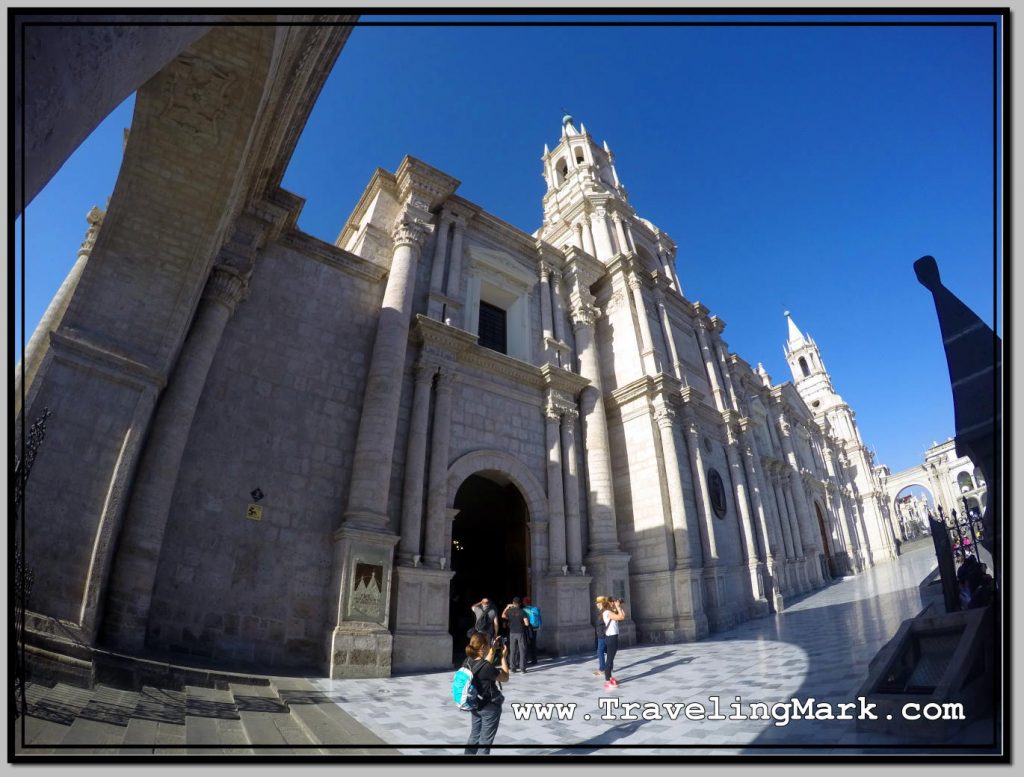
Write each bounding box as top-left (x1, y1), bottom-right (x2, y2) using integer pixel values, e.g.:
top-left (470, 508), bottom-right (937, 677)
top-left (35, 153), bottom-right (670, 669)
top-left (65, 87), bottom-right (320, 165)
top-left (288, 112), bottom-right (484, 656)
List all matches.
top-left (570, 303), bottom-right (599, 330)
top-left (652, 405), bottom-right (676, 428)
top-left (77, 206), bottom-right (105, 259)
top-left (391, 213), bottom-right (434, 249)
top-left (202, 264), bottom-right (248, 313)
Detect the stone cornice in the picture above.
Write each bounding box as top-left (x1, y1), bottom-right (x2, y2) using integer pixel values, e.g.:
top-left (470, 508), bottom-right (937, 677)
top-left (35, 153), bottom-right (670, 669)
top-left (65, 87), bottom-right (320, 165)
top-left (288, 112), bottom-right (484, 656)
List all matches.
top-left (413, 315), bottom-right (479, 357)
top-left (459, 343), bottom-right (547, 389)
top-left (395, 155), bottom-right (460, 209)
top-left (539, 363), bottom-right (591, 396)
top-left (563, 246), bottom-right (606, 291)
top-left (608, 375), bottom-right (659, 409)
top-left (279, 229), bottom-right (387, 283)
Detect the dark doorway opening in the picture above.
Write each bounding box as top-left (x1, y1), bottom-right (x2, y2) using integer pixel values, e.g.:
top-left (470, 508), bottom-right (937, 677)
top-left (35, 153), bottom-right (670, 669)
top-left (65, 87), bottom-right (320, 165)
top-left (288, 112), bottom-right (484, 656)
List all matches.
top-left (449, 473), bottom-right (530, 661)
top-left (815, 502), bottom-right (837, 578)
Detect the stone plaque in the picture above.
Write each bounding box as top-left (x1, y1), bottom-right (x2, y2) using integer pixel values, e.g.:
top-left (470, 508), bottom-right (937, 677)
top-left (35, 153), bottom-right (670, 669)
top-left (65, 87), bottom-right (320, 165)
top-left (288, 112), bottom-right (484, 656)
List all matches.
top-left (345, 544), bottom-right (391, 624)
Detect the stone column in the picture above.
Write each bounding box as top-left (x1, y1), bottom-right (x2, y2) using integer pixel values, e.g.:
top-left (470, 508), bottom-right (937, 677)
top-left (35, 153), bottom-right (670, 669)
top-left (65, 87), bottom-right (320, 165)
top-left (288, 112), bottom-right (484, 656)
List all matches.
top-left (778, 415), bottom-right (819, 556)
top-left (628, 273), bottom-right (658, 373)
top-left (424, 366), bottom-right (455, 566)
top-left (571, 304), bottom-right (618, 554)
top-left (781, 477), bottom-right (806, 557)
top-left (103, 264), bottom-right (248, 649)
top-left (654, 290), bottom-right (683, 381)
top-left (713, 337), bottom-right (739, 410)
top-left (682, 415), bottom-right (718, 563)
top-left (574, 222), bottom-right (584, 250)
top-left (397, 360), bottom-right (436, 565)
top-left (19, 206), bottom-right (103, 403)
top-left (695, 319), bottom-right (727, 411)
top-left (725, 425), bottom-right (759, 564)
top-left (561, 407), bottom-right (583, 571)
top-left (427, 213), bottom-right (452, 319)
top-left (342, 212), bottom-right (432, 529)
top-left (611, 212), bottom-right (629, 256)
top-left (771, 471), bottom-right (797, 560)
top-left (623, 220), bottom-right (638, 254)
top-left (821, 447), bottom-right (854, 562)
top-left (545, 402), bottom-right (567, 571)
top-left (590, 208), bottom-right (616, 261)
top-left (653, 405), bottom-right (699, 566)
top-left (739, 423), bottom-right (779, 560)
top-left (581, 216), bottom-right (596, 257)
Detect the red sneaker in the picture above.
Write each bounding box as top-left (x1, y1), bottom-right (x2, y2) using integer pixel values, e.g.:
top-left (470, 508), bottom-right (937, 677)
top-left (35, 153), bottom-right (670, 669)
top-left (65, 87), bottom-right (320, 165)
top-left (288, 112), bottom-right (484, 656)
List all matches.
top-left (609, 678), bottom-right (619, 686)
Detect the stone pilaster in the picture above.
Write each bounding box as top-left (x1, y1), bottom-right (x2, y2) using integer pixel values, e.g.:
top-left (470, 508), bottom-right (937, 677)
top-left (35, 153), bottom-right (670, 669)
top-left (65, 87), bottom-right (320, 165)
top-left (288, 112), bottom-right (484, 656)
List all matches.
top-left (539, 263), bottom-right (555, 357)
top-left (397, 360), bottom-right (436, 566)
top-left (427, 212), bottom-right (452, 320)
top-left (628, 272), bottom-right (658, 374)
top-left (561, 406), bottom-right (584, 572)
top-left (103, 263), bottom-right (248, 649)
top-left (545, 400), bottom-right (567, 572)
top-left (652, 404), bottom-right (697, 567)
top-left (694, 316), bottom-right (727, 411)
top-left (444, 216), bottom-right (467, 326)
top-left (725, 418), bottom-right (769, 616)
top-left (654, 289), bottom-right (683, 382)
top-left (424, 366), bottom-right (455, 566)
top-left (681, 409), bottom-right (718, 565)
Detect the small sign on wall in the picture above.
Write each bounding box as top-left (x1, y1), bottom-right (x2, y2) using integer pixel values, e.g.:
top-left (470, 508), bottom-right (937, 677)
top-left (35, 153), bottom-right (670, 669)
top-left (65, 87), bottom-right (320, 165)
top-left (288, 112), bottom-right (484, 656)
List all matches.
top-left (246, 504), bottom-right (263, 521)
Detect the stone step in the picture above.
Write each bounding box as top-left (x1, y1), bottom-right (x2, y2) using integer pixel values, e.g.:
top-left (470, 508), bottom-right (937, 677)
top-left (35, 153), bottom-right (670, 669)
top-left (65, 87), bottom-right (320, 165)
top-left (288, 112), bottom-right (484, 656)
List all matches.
top-left (230, 682), bottom-right (321, 754)
top-left (16, 672), bottom-right (400, 756)
top-left (270, 677), bottom-right (397, 755)
top-left (183, 684), bottom-right (252, 755)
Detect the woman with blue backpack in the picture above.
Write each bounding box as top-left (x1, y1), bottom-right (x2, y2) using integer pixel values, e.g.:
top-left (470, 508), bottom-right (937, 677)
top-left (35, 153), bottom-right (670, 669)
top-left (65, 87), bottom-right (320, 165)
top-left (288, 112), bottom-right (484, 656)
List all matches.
top-left (460, 631), bottom-right (510, 754)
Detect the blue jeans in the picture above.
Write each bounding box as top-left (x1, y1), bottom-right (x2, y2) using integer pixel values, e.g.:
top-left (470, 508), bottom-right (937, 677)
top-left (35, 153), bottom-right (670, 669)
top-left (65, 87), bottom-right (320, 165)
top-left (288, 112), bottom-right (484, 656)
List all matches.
top-left (465, 702), bottom-right (502, 754)
top-left (596, 636), bottom-right (607, 671)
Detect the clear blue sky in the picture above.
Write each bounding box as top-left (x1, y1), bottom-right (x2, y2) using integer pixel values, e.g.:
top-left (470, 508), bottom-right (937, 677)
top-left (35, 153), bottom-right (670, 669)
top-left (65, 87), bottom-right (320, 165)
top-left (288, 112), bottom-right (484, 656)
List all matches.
top-left (15, 14), bottom-right (1002, 476)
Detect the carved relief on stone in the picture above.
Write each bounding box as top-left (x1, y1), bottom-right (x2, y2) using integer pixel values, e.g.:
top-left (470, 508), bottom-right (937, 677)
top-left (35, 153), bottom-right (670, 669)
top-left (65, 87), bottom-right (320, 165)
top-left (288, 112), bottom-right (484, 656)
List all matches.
top-left (160, 55), bottom-right (237, 145)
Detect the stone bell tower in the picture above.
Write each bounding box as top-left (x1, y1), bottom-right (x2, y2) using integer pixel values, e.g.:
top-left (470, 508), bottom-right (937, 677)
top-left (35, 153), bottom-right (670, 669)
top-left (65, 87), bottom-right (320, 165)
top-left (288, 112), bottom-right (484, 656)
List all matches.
top-left (538, 114), bottom-right (680, 289)
top-left (784, 311), bottom-right (896, 565)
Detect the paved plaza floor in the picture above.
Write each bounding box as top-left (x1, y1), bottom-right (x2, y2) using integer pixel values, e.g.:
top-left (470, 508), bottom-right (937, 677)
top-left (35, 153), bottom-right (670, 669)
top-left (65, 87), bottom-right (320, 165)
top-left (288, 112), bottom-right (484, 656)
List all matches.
top-left (313, 543), bottom-right (998, 755)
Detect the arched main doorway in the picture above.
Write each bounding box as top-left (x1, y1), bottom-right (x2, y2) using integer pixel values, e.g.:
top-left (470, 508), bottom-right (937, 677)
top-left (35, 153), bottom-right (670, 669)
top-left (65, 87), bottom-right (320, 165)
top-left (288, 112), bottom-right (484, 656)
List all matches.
top-left (815, 502), bottom-right (836, 579)
top-left (448, 473), bottom-right (531, 653)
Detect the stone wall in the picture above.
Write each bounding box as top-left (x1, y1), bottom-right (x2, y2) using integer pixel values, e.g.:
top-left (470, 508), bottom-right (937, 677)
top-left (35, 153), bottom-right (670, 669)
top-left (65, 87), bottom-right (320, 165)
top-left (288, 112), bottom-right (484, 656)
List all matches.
top-left (145, 239), bottom-right (382, 667)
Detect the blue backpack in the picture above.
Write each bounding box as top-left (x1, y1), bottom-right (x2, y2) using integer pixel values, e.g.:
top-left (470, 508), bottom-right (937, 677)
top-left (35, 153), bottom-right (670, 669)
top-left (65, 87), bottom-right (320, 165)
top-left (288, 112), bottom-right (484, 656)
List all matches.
top-left (525, 605), bottom-right (541, 628)
top-left (452, 659), bottom-right (484, 711)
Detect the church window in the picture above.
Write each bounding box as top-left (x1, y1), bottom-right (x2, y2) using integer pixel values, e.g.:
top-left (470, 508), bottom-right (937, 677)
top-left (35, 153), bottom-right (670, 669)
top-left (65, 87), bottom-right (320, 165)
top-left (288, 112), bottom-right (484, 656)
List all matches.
top-left (707, 469), bottom-right (727, 518)
top-left (799, 357), bottom-right (810, 377)
top-left (478, 300), bottom-right (508, 354)
top-left (575, 147), bottom-right (585, 164)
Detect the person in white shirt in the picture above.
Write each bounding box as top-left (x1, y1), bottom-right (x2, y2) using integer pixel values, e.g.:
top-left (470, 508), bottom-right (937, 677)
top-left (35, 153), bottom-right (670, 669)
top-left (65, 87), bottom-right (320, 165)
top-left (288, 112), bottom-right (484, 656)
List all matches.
top-left (600, 597), bottom-right (626, 689)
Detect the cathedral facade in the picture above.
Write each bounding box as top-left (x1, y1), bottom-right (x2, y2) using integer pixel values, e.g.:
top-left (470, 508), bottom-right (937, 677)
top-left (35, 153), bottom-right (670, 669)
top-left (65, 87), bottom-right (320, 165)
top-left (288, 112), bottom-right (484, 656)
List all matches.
top-left (20, 102), bottom-right (898, 680)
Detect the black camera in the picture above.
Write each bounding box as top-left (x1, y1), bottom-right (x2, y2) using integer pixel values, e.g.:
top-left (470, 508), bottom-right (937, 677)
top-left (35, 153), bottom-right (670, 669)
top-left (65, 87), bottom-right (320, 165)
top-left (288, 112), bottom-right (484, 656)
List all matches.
top-left (493, 635), bottom-right (508, 648)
